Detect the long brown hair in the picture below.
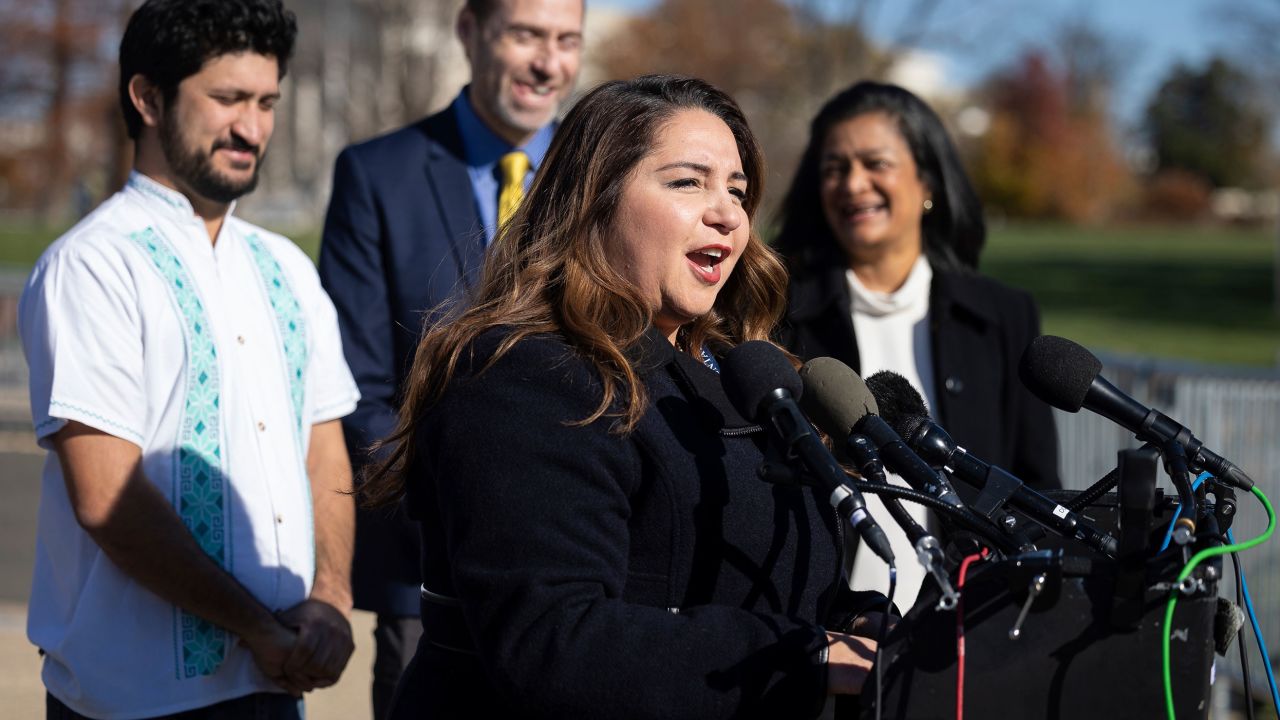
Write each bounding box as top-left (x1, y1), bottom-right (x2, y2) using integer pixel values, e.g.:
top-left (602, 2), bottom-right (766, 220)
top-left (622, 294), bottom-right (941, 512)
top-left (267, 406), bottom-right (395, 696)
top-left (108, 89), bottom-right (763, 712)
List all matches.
top-left (362, 75), bottom-right (788, 507)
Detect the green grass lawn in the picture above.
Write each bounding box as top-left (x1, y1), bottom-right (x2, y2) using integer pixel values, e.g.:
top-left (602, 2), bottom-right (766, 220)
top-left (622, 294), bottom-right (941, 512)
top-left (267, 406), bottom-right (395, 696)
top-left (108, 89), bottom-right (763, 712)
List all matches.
top-left (4, 219), bottom-right (1278, 368)
top-left (0, 223), bottom-right (325, 269)
top-left (981, 222), bottom-right (1280, 368)
top-left (0, 224), bottom-right (70, 271)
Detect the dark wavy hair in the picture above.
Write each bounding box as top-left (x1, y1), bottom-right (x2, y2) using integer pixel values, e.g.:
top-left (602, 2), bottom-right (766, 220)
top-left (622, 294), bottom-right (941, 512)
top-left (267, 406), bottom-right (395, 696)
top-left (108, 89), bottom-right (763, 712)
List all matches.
top-left (118, 0), bottom-right (298, 140)
top-left (774, 80), bottom-right (985, 272)
top-left (362, 75), bottom-right (788, 507)
top-left (466, 0), bottom-right (585, 23)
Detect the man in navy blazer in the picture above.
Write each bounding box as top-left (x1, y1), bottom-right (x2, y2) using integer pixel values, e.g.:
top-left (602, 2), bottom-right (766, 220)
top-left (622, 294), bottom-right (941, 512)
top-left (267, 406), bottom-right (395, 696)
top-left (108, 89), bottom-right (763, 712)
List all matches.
top-left (317, 0), bottom-right (584, 716)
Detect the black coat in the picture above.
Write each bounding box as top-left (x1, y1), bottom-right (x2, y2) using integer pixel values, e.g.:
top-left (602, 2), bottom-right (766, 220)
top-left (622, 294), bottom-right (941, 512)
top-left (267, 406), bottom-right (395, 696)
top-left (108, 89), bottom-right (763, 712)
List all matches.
top-left (392, 328), bottom-right (883, 719)
top-left (782, 263), bottom-right (1060, 490)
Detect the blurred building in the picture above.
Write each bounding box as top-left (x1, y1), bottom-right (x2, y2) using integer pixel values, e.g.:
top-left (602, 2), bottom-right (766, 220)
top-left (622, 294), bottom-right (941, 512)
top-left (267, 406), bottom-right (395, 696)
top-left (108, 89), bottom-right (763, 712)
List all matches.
top-left (241, 0), bottom-right (633, 231)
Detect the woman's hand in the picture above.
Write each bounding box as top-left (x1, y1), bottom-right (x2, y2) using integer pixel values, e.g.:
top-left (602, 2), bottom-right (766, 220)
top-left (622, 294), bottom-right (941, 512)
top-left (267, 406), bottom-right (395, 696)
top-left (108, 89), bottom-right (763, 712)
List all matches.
top-left (826, 631), bottom-right (878, 695)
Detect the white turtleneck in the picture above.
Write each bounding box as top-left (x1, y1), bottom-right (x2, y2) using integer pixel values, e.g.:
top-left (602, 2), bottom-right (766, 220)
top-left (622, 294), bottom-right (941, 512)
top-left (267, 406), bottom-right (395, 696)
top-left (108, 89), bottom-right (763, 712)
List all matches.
top-left (844, 254), bottom-right (937, 610)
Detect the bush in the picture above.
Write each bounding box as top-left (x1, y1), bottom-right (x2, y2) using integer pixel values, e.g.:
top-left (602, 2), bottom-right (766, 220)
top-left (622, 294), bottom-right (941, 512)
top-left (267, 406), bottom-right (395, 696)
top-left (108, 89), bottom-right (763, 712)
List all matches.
top-left (1141, 170), bottom-right (1212, 221)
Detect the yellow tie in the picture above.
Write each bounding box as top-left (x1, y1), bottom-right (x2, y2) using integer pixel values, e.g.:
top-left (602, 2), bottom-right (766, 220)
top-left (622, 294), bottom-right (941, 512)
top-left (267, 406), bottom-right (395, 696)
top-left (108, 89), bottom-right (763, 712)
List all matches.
top-left (497, 151), bottom-right (530, 228)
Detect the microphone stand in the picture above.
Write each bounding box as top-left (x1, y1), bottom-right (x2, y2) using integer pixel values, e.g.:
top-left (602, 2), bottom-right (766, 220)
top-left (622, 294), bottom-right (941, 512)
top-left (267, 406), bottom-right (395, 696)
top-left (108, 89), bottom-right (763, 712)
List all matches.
top-left (1160, 439), bottom-right (1198, 546)
top-left (848, 435), bottom-right (961, 610)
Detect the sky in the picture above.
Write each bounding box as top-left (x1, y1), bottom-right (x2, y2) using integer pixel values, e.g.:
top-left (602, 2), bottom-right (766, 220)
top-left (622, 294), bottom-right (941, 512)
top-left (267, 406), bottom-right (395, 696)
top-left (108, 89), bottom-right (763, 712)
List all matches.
top-left (596, 0), bottom-right (1270, 132)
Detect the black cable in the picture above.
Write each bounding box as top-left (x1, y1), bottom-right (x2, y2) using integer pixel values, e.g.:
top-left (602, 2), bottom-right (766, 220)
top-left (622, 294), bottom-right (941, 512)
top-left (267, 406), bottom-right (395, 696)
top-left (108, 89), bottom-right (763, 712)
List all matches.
top-left (853, 482), bottom-right (1020, 555)
top-left (1233, 551), bottom-right (1255, 720)
top-left (849, 436), bottom-right (930, 545)
top-left (1065, 466), bottom-right (1121, 512)
top-left (1064, 442), bottom-right (1160, 512)
top-left (875, 564), bottom-right (896, 720)
top-left (1165, 439), bottom-right (1197, 520)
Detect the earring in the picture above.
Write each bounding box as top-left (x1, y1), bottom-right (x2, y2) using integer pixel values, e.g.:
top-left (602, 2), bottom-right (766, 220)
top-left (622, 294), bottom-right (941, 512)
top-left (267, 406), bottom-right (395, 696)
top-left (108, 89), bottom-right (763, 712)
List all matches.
top-left (922, 199), bottom-right (934, 214)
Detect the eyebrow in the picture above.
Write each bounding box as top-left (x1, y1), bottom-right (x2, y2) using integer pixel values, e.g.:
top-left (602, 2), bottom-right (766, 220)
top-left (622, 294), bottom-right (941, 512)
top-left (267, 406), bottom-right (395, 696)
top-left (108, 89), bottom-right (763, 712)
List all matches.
top-left (209, 88), bottom-right (281, 100)
top-left (656, 161), bottom-right (748, 183)
top-left (505, 22), bottom-right (581, 39)
top-left (506, 22), bottom-right (548, 36)
top-left (822, 147), bottom-right (892, 160)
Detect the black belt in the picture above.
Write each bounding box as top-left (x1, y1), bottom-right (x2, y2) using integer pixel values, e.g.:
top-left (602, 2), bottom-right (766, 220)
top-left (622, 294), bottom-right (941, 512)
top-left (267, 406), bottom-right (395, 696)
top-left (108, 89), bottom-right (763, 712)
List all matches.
top-left (420, 584), bottom-right (478, 656)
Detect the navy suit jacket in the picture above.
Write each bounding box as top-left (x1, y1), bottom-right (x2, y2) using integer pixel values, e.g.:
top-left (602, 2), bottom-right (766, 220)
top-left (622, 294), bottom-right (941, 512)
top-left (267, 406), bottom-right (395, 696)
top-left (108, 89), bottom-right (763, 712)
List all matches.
top-left (319, 107), bottom-right (485, 615)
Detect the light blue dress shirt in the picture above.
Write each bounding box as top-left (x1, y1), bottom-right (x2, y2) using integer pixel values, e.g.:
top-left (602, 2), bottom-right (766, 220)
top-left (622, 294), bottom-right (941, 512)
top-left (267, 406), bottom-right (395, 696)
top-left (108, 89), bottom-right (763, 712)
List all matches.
top-left (452, 87), bottom-right (556, 244)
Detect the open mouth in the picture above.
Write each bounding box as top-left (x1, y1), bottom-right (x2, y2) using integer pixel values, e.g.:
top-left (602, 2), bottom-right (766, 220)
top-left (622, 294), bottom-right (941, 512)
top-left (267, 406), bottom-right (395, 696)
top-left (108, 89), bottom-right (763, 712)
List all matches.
top-left (843, 201), bottom-right (886, 221)
top-left (686, 245), bottom-right (730, 283)
top-left (514, 80), bottom-right (555, 99)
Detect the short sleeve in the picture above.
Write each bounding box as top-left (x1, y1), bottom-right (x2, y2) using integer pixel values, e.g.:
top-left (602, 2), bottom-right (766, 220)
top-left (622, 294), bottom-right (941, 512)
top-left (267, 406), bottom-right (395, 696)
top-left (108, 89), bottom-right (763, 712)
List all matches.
top-left (285, 249), bottom-right (359, 425)
top-left (19, 245), bottom-right (147, 448)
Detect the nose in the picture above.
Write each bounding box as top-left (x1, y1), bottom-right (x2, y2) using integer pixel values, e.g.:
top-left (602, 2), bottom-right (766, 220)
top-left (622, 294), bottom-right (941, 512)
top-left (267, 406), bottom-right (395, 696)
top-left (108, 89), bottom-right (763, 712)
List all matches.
top-left (233, 105), bottom-right (270, 147)
top-left (704, 193), bottom-right (745, 235)
top-left (530, 42), bottom-right (556, 80)
top-left (846, 161), bottom-right (871, 194)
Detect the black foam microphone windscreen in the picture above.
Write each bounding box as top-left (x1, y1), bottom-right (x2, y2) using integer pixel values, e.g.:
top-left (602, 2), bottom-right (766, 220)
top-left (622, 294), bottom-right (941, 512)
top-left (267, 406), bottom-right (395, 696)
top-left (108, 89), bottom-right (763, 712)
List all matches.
top-left (864, 371), bottom-right (929, 436)
top-left (1017, 334), bottom-right (1254, 491)
top-left (722, 345), bottom-right (898, 564)
top-left (1018, 335), bottom-right (1102, 413)
top-left (720, 340), bottom-right (802, 418)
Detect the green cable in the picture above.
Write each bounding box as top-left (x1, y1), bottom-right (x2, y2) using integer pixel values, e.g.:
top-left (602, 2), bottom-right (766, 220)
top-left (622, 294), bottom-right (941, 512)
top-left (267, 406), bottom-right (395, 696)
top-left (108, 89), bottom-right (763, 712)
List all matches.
top-left (1163, 487), bottom-right (1275, 720)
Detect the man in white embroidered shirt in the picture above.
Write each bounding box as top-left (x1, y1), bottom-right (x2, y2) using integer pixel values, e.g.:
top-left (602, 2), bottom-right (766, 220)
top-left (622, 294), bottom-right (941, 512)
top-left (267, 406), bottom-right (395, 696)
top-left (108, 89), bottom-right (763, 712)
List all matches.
top-left (18, 1), bottom-right (360, 718)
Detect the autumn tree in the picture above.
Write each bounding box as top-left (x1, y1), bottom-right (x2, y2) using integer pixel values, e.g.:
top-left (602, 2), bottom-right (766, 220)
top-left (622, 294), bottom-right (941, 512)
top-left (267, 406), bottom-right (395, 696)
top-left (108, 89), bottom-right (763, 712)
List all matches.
top-left (968, 24), bottom-right (1133, 223)
top-left (0, 0), bottom-right (131, 220)
top-left (595, 0), bottom-right (881, 211)
top-left (1144, 56), bottom-right (1270, 190)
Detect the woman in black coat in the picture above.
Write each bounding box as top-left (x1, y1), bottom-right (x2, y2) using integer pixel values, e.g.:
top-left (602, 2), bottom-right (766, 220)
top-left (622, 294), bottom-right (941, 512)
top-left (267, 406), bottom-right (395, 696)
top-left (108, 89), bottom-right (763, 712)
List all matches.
top-left (362, 76), bottom-right (885, 719)
top-left (775, 81), bottom-right (1060, 605)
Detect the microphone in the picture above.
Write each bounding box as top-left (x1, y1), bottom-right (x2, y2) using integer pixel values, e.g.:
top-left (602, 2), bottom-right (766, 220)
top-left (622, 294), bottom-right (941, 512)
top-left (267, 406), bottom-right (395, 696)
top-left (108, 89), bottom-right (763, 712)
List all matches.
top-left (866, 370), bottom-right (1119, 557)
top-left (1018, 335), bottom-right (1253, 490)
top-left (797, 357), bottom-right (966, 510)
top-left (846, 433), bottom-right (961, 610)
top-left (845, 434), bottom-right (929, 545)
top-left (720, 341), bottom-right (895, 565)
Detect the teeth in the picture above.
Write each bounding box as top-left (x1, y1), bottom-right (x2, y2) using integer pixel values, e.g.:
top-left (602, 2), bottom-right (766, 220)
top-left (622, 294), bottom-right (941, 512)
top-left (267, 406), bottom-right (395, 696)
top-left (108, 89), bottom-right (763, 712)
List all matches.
top-left (533, 86), bottom-right (550, 96)
top-left (700, 264), bottom-right (713, 273)
top-left (703, 248), bottom-right (723, 258)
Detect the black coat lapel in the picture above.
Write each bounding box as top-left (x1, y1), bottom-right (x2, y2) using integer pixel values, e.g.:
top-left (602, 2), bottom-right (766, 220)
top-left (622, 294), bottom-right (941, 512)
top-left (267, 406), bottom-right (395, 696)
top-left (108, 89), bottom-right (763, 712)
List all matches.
top-left (784, 262), bottom-right (861, 373)
top-left (929, 271), bottom-right (997, 430)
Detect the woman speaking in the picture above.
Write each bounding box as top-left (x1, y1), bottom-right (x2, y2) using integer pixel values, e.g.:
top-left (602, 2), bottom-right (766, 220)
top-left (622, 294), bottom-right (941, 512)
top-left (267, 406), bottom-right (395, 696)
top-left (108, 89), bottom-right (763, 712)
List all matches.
top-left (362, 75), bottom-right (883, 719)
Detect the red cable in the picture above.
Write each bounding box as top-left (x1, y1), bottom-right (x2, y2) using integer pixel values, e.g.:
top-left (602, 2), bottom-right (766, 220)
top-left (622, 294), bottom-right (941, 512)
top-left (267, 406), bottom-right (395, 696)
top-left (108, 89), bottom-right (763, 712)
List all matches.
top-left (955, 548), bottom-right (990, 720)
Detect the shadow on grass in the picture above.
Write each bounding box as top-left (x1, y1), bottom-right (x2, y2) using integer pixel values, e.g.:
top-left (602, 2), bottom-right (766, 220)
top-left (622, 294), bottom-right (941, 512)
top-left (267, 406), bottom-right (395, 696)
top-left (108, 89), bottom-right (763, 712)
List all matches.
top-left (983, 256), bottom-right (1277, 331)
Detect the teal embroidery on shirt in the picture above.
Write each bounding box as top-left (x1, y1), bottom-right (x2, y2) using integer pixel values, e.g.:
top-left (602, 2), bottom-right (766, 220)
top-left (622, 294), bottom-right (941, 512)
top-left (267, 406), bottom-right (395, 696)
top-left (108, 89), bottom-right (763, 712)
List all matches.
top-left (128, 227), bottom-right (227, 679)
top-left (244, 234), bottom-right (308, 442)
top-left (244, 233), bottom-right (315, 559)
top-left (127, 174), bottom-right (186, 211)
top-left (45, 400), bottom-right (144, 442)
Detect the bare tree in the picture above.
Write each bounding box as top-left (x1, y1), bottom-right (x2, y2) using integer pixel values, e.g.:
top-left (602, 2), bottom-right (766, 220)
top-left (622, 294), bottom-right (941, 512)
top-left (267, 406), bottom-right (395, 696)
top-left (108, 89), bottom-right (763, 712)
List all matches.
top-left (0, 0), bottom-right (127, 220)
top-left (246, 0), bottom-right (464, 227)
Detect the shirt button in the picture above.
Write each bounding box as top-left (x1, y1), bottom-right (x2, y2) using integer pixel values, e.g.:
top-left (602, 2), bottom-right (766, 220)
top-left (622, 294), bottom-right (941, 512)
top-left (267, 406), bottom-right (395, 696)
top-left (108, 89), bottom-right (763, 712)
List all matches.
top-left (276, 514), bottom-right (284, 524)
top-left (237, 335), bottom-right (245, 345)
top-left (257, 421), bottom-right (266, 431)
top-left (944, 376), bottom-right (964, 394)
